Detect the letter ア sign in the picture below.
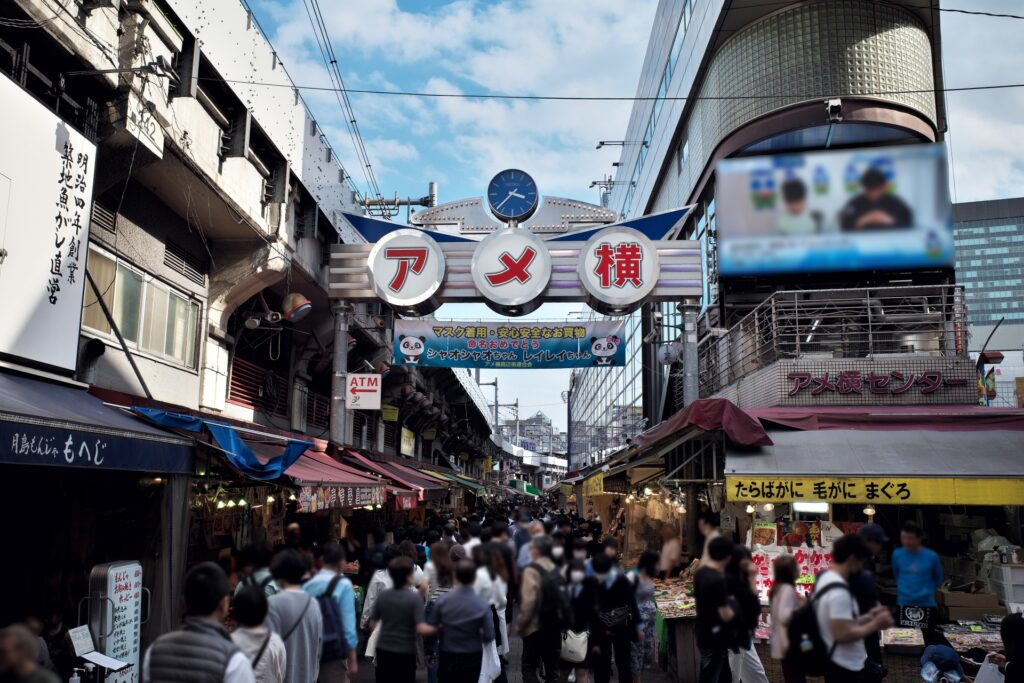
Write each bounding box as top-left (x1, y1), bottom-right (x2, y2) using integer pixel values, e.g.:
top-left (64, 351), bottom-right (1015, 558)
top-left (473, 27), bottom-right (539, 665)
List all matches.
top-left (330, 207), bottom-right (702, 317)
top-left (345, 373), bottom-right (381, 410)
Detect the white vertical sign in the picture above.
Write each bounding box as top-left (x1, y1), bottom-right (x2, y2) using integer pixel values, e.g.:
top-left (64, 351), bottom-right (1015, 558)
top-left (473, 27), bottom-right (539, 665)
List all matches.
top-left (0, 73), bottom-right (96, 372)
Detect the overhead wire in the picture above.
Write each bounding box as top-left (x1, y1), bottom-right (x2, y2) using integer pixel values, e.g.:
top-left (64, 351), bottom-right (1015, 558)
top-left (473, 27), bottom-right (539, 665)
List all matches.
top-left (299, 0), bottom-right (385, 214)
top-left (195, 78), bottom-right (1024, 102)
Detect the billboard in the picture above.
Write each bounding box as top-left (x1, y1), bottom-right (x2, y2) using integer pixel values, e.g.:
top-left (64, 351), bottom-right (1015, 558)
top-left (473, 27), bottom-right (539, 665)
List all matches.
top-left (394, 319), bottom-right (627, 369)
top-left (715, 144), bottom-right (952, 277)
top-left (0, 74), bottom-right (96, 372)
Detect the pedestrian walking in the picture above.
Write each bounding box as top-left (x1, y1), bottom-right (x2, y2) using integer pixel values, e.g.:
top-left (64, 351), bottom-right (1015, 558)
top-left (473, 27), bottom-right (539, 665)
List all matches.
top-left (695, 537), bottom-right (737, 683)
top-left (143, 562), bottom-right (255, 683)
top-left (367, 556), bottom-right (431, 683)
top-left (768, 555), bottom-right (805, 683)
top-left (630, 551), bottom-right (659, 683)
top-left (237, 543), bottom-right (279, 596)
top-left (813, 535), bottom-right (893, 683)
top-left (303, 544), bottom-right (358, 683)
top-left (266, 550), bottom-right (323, 683)
top-left (591, 554), bottom-right (641, 683)
top-left (0, 624), bottom-right (60, 683)
top-left (853, 524), bottom-right (889, 682)
top-left (424, 541), bottom-right (456, 683)
top-left (427, 560), bottom-right (496, 683)
top-left (561, 558), bottom-right (599, 683)
top-left (360, 546), bottom-right (399, 632)
top-left (698, 510), bottom-right (722, 566)
top-left (232, 587), bottom-right (287, 683)
top-left (517, 535), bottom-right (562, 683)
top-left (726, 546), bottom-right (770, 683)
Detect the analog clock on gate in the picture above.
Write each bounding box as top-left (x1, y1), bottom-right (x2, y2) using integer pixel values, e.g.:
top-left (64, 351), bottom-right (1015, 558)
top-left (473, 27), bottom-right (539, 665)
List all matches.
top-left (487, 169), bottom-right (539, 223)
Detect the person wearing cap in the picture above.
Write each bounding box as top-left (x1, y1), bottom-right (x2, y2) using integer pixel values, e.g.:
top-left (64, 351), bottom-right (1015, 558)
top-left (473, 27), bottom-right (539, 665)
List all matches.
top-left (852, 524), bottom-right (890, 682)
top-left (838, 167), bottom-right (913, 232)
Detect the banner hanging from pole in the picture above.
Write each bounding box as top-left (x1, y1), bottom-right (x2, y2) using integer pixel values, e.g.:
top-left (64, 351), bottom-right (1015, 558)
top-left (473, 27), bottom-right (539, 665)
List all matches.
top-left (394, 319), bottom-right (627, 369)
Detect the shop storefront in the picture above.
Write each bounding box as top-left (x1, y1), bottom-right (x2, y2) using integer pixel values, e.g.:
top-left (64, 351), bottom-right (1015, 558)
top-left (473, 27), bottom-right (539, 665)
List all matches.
top-left (0, 371), bottom-right (194, 655)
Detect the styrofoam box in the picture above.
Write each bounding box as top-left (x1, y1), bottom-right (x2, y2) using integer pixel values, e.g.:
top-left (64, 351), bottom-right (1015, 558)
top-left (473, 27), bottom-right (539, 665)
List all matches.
top-left (992, 565), bottom-right (1024, 586)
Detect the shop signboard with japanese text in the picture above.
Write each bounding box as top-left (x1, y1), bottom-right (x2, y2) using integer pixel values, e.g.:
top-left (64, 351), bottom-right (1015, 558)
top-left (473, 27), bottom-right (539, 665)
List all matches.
top-left (716, 144), bottom-right (952, 277)
top-left (88, 562), bottom-right (143, 683)
top-left (394, 319), bottom-right (627, 369)
top-left (726, 476), bottom-right (1024, 506)
top-left (0, 74), bottom-right (96, 372)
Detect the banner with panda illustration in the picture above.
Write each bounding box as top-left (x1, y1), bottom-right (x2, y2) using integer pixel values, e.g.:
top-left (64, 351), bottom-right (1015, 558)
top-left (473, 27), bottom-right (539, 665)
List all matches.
top-left (393, 319), bottom-right (627, 369)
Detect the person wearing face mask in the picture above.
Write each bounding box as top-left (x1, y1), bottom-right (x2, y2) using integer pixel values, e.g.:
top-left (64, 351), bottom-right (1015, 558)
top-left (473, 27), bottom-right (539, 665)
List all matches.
top-left (590, 554), bottom-right (642, 683)
top-left (629, 551), bottom-right (660, 683)
top-left (551, 532), bottom-right (568, 567)
top-left (560, 559), bottom-right (599, 683)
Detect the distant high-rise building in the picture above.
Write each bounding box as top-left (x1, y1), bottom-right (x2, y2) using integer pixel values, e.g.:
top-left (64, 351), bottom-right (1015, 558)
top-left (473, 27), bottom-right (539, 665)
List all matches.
top-left (954, 197), bottom-right (1024, 326)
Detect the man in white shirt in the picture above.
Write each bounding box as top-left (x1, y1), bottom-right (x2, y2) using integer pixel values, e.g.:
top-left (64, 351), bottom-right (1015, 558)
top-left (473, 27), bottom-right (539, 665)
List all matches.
top-left (267, 551), bottom-right (323, 683)
top-left (143, 563), bottom-right (255, 683)
top-left (815, 535), bottom-right (894, 683)
top-left (462, 522), bottom-right (483, 554)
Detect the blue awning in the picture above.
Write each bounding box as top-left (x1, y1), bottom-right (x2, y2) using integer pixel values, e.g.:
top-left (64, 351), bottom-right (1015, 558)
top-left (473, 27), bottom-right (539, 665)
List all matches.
top-left (0, 372), bottom-right (193, 474)
top-left (132, 408), bottom-right (311, 481)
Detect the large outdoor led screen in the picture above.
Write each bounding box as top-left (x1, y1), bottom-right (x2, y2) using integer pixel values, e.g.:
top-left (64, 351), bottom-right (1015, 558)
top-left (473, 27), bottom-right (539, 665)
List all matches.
top-left (715, 143), bottom-right (953, 277)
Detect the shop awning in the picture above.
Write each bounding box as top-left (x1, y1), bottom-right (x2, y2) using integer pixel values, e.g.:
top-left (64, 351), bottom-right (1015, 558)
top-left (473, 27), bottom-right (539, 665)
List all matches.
top-left (133, 408), bottom-right (310, 481)
top-left (0, 372), bottom-right (192, 473)
top-left (437, 472), bottom-right (487, 493)
top-left (725, 428), bottom-right (1024, 505)
top-left (283, 450), bottom-right (386, 512)
top-left (343, 450), bottom-right (448, 501)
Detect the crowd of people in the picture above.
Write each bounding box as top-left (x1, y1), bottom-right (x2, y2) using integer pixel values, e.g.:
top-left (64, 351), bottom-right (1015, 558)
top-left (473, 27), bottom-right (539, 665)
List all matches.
top-left (4, 503), bottom-right (1024, 683)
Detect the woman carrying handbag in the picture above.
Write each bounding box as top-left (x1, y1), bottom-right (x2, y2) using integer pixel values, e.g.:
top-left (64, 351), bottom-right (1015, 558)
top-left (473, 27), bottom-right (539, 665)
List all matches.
top-left (560, 559), bottom-right (599, 683)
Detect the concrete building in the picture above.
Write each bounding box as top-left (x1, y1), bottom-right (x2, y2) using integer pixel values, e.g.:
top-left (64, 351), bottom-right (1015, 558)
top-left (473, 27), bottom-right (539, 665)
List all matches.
top-left (2, 0), bottom-right (494, 472)
top-left (568, 0), bottom-right (947, 468)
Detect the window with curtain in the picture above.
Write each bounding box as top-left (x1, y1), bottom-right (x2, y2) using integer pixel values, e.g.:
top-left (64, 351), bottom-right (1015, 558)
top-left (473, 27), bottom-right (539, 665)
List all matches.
top-left (82, 247), bottom-right (201, 369)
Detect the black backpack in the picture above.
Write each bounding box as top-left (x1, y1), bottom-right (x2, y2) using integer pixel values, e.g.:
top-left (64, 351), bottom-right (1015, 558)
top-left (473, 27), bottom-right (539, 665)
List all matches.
top-left (530, 563), bottom-right (573, 630)
top-left (785, 580), bottom-right (852, 677)
top-left (317, 575), bottom-right (349, 662)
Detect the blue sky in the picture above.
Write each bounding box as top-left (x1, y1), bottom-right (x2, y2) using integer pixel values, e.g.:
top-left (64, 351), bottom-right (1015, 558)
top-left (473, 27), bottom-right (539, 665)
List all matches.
top-left (251, 0), bottom-right (1024, 431)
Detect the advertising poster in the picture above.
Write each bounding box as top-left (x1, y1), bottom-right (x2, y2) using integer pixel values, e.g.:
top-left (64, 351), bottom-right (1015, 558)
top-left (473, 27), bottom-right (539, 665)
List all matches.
top-left (394, 319), bottom-right (627, 369)
top-left (716, 143), bottom-right (952, 277)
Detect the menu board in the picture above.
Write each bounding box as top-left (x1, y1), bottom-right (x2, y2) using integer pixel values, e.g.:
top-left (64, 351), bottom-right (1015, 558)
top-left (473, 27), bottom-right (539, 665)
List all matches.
top-left (89, 562), bottom-right (143, 683)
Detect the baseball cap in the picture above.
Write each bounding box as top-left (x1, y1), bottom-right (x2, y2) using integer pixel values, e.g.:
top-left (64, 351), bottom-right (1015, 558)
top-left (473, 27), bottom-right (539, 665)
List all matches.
top-left (859, 523), bottom-right (890, 544)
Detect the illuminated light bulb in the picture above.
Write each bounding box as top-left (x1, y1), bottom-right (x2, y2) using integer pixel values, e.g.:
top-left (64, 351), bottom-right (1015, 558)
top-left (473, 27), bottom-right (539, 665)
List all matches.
top-left (763, 503), bottom-right (774, 512)
top-left (226, 500), bottom-right (236, 508)
top-left (153, 477), bottom-right (163, 484)
top-left (643, 487), bottom-right (653, 496)
top-left (375, 504), bottom-right (382, 509)
top-left (363, 505), bottom-right (374, 511)
top-left (745, 504), bottom-right (755, 514)
top-left (289, 493), bottom-right (297, 501)
top-left (664, 496), bottom-right (672, 504)
top-left (626, 494), bottom-right (635, 503)
top-left (216, 500), bottom-right (226, 509)
top-left (237, 498), bottom-right (247, 507)
top-left (863, 505), bottom-right (876, 517)
top-left (267, 495), bottom-right (275, 503)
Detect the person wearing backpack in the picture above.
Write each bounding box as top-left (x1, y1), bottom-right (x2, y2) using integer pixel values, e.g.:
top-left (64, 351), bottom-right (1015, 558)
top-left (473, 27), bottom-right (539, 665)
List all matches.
top-left (303, 544), bottom-right (358, 683)
top-left (591, 553), bottom-right (642, 683)
top-left (232, 586), bottom-right (287, 683)
top-left (695, 537), bottom-right (737, 683)
top-left (516, 535), bottom-right (563, 683)
top-left (804, 534), bottom-right (893, 683)
top-left (237, 544), bottom-right (279, 597)
top-left (266, 550), bottom-right (323, 683)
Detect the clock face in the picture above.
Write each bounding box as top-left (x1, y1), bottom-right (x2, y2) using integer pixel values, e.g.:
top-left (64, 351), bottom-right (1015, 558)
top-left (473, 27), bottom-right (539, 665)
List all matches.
top-left (487, 169), bottom-right (539, 222)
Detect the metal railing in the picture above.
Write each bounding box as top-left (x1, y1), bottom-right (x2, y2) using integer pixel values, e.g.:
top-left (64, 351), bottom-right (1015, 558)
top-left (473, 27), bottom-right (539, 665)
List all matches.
top-left (698, 285), bottom-right (968, 397)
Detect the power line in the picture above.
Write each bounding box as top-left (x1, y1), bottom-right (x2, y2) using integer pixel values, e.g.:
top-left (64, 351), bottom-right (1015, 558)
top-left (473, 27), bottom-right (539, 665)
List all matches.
top-left (300, 0), bottom-right (385, 215)
top-left (196, 77), bottom-right (1024, 102)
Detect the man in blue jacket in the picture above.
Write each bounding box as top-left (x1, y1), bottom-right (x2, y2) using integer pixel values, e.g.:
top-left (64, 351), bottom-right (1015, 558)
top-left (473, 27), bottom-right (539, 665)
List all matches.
top-left (892, 521), bottom-right (943, 642)
top-left (304, 544), bottom-right (358, 683)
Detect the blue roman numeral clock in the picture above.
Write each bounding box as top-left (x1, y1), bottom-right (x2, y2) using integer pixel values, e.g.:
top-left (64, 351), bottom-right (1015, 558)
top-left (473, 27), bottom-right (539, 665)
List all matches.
top-left (487, 169), bottom-right (539, 223)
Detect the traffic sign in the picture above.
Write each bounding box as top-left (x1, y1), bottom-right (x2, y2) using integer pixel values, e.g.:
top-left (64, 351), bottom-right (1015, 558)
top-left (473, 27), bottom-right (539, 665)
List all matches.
top-left (345, 373), bottom-right (381, 410)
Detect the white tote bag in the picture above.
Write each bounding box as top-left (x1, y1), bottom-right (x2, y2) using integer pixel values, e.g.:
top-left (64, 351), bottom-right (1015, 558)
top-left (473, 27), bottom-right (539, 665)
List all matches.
top-left (478, 639), bottom-right (502, 683)
top-left (365, 622), bottom-right (382, 661)
top-left (560, 629), bottom-right (589, 664)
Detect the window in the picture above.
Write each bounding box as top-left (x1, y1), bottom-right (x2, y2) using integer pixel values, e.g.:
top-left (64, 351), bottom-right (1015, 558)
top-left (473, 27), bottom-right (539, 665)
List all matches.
top-left (82, 248), bottom-right (201, 368)
top-left (677, 138), bottom-right (689, 174)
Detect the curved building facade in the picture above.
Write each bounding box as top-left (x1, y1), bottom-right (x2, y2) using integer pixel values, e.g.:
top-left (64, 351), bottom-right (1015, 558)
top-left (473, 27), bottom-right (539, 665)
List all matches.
top-left (569, 0), bottom-right (945, 468)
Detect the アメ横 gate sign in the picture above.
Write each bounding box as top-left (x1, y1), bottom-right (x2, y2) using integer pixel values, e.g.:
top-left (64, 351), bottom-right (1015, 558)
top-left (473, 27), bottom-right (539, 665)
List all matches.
top-left (330, 206), bottom-right (700, 316)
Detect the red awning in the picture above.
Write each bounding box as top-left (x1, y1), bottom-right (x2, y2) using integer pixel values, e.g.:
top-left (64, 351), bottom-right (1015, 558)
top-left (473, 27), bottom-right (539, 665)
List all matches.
top-left (629, 398), bottom-right (774, 451)
top-left (285, 450), bottom-right (384, 486)
top-left (745, 405), bottom-right (1024, 432)
top-left (343, 450), bottom-right (448, 501)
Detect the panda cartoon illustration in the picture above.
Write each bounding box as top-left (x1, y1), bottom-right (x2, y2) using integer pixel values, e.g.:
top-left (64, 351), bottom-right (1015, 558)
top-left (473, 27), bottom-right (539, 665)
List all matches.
top-left (398, 335), bottom-right (426, 365)
top-left (591, 335), bottom-right (621, 366)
